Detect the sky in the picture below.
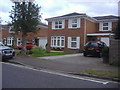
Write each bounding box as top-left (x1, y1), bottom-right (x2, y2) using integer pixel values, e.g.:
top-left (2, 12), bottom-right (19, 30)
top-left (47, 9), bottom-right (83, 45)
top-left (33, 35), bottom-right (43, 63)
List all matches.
top-left (0, 0), bottom-right (119, 24)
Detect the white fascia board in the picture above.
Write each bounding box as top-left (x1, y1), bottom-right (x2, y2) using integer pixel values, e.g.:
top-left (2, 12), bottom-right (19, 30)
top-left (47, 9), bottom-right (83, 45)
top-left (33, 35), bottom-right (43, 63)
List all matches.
top-left (87, 33), bottom-right (114, 36)
top-left (85, 15), bottom-right (97, 22)
top-left (96, 19), bottom-right (118, 22)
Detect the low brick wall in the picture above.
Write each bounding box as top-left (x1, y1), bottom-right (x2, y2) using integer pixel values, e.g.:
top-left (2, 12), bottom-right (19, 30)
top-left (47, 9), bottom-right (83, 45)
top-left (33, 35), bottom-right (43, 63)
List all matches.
top-left (109, 38), bottom-right (120, 65)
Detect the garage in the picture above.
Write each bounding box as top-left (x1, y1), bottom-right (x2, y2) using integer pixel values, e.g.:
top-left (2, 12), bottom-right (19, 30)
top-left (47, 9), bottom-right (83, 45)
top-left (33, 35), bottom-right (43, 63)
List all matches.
top-left (101, 37), bottom-right (109, 46)
top-left (38, 37), bottom-right (47, 49)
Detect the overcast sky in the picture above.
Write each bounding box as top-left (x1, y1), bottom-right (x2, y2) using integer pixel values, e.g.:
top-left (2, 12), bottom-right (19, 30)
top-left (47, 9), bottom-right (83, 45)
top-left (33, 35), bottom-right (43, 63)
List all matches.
top-left (0, 0), bottom-right (119, 24)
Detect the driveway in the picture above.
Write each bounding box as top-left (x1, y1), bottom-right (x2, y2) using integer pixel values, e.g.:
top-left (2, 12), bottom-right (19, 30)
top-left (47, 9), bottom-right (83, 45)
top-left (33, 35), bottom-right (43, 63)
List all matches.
top-left (9, 54), bottom-right (119, 73)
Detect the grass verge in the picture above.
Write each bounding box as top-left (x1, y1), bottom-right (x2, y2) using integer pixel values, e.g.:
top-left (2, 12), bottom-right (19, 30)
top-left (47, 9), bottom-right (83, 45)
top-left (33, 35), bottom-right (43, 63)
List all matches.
top-left (84, 69), bottom-right (120, 78)
top-left (32, 52), bottom-right (75, 57)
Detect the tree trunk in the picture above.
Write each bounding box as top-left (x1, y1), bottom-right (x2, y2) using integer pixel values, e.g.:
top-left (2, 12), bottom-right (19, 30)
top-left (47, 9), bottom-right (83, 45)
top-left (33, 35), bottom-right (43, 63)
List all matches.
top-left (21, 33), bottom-right (27, 55)
top-left (13, 34), bottom-right (17, 48)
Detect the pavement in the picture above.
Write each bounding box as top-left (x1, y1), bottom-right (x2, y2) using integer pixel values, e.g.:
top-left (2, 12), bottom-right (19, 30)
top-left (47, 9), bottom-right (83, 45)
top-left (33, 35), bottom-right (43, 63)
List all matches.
top-left (9, 53), bottom-right (120, 81)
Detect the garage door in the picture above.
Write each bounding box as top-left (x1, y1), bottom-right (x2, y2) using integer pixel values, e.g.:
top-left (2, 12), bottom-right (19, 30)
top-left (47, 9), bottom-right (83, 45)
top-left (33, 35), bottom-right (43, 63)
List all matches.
top-left (101, 37), bottom-right (109, 46)
top-left (39, 37), bottom-right (47, 49)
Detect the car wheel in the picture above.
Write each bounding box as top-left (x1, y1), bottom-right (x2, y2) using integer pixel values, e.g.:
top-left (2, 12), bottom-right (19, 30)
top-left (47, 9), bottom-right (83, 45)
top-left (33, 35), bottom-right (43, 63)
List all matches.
top-left (83, 52), bottom-right (87, 57)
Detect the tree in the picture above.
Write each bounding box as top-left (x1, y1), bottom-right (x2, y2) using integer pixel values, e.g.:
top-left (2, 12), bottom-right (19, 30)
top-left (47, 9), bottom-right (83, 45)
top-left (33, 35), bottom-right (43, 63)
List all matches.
top-left (114, 17), bottom-right (120, 39)
top-left (10, 1), bottom-right (41, 55)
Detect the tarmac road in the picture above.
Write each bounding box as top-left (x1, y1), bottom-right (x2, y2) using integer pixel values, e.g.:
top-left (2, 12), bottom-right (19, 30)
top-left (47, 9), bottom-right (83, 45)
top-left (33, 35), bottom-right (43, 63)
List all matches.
top-left (2, 62), bottom-right (120, 88)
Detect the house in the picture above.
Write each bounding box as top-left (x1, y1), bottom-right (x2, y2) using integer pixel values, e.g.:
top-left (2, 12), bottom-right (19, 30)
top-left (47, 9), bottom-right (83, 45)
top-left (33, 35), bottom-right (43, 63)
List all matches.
top-left (87, 15), bottom-right (118, 46)
top-left (45, 12), bottom-right (118, 53)
top-left (1, 22), bottom-right (48, 49)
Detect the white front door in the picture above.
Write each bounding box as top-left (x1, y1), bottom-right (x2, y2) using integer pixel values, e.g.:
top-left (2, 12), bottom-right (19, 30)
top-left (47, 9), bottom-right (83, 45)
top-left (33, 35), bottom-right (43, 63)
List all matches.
top-left (101, 37), bottom-right (109, 46)
top-left (39, 37), bottom-right (47, 49)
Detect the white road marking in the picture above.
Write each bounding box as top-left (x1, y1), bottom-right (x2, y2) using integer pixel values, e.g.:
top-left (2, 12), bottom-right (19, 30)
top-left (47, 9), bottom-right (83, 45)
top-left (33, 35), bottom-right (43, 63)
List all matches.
top-left (2, 62), bottom-right (110, 85)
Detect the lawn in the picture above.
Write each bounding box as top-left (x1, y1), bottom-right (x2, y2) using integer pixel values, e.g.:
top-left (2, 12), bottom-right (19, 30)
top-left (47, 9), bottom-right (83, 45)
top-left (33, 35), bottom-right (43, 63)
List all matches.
top-left (32, 52), bottom-right (75, 57)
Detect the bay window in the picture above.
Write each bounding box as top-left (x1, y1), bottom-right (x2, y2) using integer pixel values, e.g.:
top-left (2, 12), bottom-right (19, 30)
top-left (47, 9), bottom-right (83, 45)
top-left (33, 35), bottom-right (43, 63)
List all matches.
top-left (51, 36), bottom-right (65, 47)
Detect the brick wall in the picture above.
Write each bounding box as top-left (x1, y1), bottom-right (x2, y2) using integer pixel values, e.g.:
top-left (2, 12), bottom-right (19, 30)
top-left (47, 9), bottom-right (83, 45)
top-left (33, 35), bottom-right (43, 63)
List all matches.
top-left (86, 19), bottom-right (96, 33)
top-left (109, 38), bottom-right (120, 65)
top-left (2, 27), bottom-right (48, 42)
top-left (47, 18), bottom-right (86, 52)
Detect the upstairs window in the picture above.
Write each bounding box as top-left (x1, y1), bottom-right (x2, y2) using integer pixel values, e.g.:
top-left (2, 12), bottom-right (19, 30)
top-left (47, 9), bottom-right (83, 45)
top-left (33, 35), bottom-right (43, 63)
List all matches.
top-left (103, 23), bottom-right (109, 30)
top-left (68, 18), bottom-right (80, 29)
top-left (52, 20), bottom-right (64, 29)
top-left (71, 19), bottom-right (77, 28)
top-left (99, 22), bottom-right (112, 31)
top-left (9, 26), bottom-right (15, 33)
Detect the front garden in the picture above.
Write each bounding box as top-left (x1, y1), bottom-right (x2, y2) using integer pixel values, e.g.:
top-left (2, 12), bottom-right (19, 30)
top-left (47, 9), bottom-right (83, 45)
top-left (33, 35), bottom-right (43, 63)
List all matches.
top-left (28, 47), bottom-right (75, 57)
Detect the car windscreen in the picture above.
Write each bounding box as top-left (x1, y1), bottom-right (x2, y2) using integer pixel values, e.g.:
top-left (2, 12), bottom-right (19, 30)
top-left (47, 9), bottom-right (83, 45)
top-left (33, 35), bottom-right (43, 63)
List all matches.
top-left (85, 42), bottom-right (99, 48)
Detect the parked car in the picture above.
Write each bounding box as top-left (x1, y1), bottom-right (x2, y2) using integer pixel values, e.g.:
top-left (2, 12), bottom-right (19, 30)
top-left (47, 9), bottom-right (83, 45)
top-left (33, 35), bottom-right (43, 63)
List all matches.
top-left (17, 42), bottom-right (35, 50)
top-left (83, 41), bottom-right (107, 58)
top-left (0, 42), bottom-right (15, 61)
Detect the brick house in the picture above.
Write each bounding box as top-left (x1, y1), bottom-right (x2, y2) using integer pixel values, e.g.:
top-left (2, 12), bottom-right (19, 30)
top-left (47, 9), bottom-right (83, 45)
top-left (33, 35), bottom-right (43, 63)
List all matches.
top-left (1, 22), bottom-right (48, 49)
top-left (45, 12), bottom-right (118, 53)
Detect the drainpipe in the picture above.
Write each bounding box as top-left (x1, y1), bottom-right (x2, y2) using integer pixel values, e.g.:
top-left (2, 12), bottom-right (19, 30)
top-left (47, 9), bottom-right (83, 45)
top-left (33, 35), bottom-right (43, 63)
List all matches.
top-left (0, 24), bottom-right (2, 43)
top-left (84, 18), bottom-right (87, 46)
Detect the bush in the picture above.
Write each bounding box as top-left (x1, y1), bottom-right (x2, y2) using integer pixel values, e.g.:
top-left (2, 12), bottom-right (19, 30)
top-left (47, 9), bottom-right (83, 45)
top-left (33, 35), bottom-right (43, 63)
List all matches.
top-left (102, 47), bottom-right (109, 63)
top-left (29, 47), bottom-right (49, 55)
top-left (102, 47), bottom-right (109, 57)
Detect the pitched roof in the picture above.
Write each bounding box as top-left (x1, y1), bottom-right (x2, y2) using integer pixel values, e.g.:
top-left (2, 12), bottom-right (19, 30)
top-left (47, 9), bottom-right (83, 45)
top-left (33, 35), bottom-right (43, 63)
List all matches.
top-left (56, 12), bottom-right (86, 18)
top-left (38, 22), bottom-right (48, 28)
top-left (93, 15), bottom-right (118, 20)
top-left (46, 12), bottom-right (86, 20)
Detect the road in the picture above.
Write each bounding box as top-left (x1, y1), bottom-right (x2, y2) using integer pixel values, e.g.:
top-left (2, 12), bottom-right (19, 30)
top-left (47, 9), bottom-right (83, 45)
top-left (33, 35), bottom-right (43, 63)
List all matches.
top-left (2, 62), bottom-right (120, 88)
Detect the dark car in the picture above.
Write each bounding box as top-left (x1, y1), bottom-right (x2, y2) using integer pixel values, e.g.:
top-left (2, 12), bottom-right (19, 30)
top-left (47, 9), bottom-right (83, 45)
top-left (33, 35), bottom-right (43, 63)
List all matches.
top-left (83, 41), bottom-right (107, 58)
top-left (0, 42), bottom-right (15, 61)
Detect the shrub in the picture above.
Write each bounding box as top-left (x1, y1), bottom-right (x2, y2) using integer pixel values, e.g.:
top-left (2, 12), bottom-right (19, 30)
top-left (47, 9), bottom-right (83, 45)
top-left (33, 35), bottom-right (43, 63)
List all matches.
top-left (102, 47), bottom-right (109, 57)
top-left (29, 47), bottom-right (49, 55)
top-left (102, 47), bottom-right (109, 63)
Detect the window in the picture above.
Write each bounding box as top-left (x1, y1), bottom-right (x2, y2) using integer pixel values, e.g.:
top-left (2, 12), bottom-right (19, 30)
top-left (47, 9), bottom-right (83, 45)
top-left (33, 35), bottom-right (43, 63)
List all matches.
top-left (103, 23), bottom-right (108, 30)
top-left (17, 38), bottom-right (21, 46)
top-left (51, 36), bottom-right (65, 47)
top-left (7, 37), bottom-right (14, 46)
top-left (71, 37), bottom-right (77, 48)
top-left (52, 20), bottom-right (64, 29)
top-left (9, 26), bottom-right (15, 33)
top-left (72, 19), bottom-right (77, 28)
top-left (99, 22), bottom-right (112, 31)
top-left (68, 37), bottom-right (80, 49)
top-left (68, 18), bottom-right (80, 28)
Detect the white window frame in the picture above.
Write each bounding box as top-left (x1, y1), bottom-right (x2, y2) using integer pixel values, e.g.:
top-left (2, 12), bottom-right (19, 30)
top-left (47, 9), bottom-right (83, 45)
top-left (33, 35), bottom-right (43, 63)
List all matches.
top-left (7, 37), bottom-right (14, 46)
top-left (17, 38), bottom-right (21, 46)
top-left (52, 20), bottom-right (65, 29)
top-left (68, 18), bottom-right (80, 29)
top-left (68, 37), bottom-right (80, 49)
top-left (99, 22), bottom-right (112, 31)
top-left (51, 36), bottom-right (65, 48)
top-left (9, 26), bottom-right (15, 33)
